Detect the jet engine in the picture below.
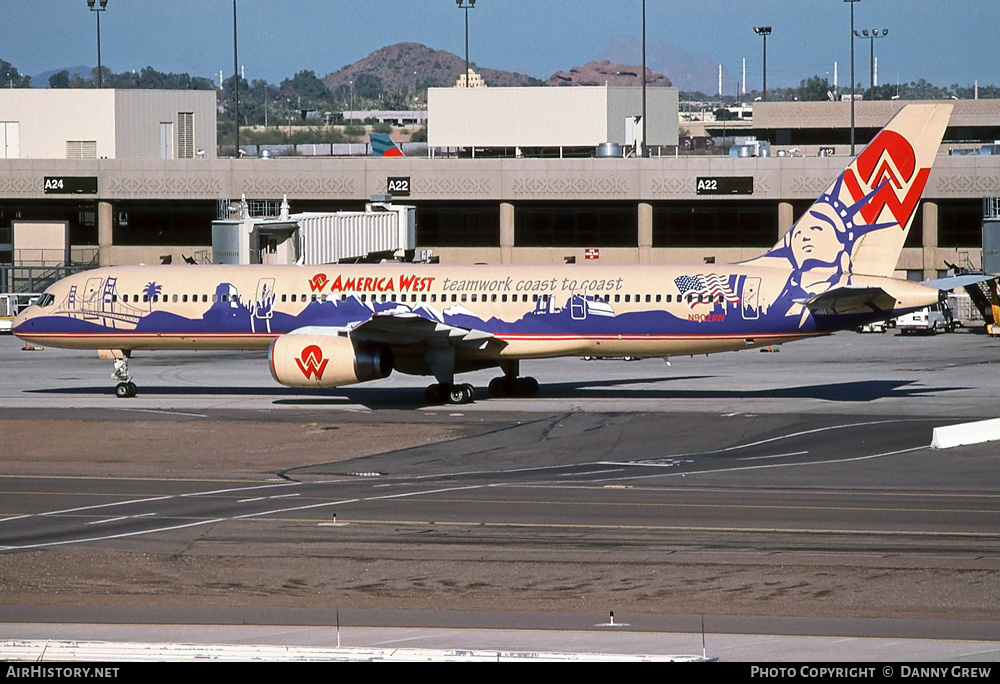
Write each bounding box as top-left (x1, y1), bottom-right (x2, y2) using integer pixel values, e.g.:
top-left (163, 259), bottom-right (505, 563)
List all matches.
top-left (269, 334), bottom-right (392, 388)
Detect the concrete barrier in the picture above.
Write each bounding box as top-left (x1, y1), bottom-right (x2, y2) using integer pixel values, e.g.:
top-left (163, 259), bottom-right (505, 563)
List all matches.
top-left (930, 417), bottom-right (1000, 449)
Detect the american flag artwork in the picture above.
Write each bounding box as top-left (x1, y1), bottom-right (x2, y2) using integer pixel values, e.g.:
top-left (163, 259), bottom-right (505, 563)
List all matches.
top-left (674, 274), bottom-right (740, 308)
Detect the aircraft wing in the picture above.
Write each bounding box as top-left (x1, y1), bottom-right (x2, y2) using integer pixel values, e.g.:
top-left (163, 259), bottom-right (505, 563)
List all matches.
top-left (797, 286), bottom-right (898, 317)
top-left (289, 310), bottom-right (506, 352)
top-left (922, 274), bottom-right (997, 291)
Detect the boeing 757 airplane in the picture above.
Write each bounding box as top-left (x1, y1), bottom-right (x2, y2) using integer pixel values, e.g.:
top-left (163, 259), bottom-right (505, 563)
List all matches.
top-left (13, 104), bottom-right (954, 404)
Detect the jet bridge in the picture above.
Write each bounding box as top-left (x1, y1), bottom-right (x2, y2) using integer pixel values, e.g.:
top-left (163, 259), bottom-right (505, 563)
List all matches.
top-left (212, 195), bottom-right (415, 265)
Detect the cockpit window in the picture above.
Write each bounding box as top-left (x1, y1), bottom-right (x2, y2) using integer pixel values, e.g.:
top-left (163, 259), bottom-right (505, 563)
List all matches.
top-left (35, 293), bottom-right (55, 307)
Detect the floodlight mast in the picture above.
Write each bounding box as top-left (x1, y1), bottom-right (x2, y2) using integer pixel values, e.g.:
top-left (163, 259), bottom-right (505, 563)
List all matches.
top-left (86, 0), bottom-right (109, 89)
top-left (457, 1), bottom-right (476, 88)
top-left (753, 26), bottom-right (772, 101)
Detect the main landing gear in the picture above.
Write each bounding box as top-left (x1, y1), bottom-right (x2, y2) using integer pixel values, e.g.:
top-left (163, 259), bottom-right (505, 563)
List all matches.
top-left (109, 351), bottom-right (137, 398)
top-left (425, 382), bottom-right (475, 405)
top-left (487, 359), bottom-right (539, 398)
top-left (421, 361), bottom-right (539, 405)
top-left (487, 375), bottom-right (539, 398)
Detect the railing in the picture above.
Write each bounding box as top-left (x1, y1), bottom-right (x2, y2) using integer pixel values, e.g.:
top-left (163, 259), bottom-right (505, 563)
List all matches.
top-left (9, 248), bottom-right (99, 267)
top-left (216, 198), bottom-right (283, 220)
top-left (0, 265), bottom-right (93, 295)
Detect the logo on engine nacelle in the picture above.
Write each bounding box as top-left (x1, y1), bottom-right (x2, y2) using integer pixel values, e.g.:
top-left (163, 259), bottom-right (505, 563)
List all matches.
top-left (295, 344), bottom-right (329, 380)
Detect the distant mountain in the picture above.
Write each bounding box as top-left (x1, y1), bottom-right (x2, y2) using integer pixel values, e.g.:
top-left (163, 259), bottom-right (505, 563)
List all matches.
top-left (33, 65), bottom-right (92, 88)
top-left (548, 60), bottom-right (671, 87)
top-left (597, 36), bottom-right (719, 94)
top-left (323, 42), bottom-right (544, 93)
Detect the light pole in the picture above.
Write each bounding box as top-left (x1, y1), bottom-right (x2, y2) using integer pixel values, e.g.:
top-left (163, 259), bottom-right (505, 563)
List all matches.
top-left (845, 0), bottom-right (860, 156)
top-left (854, 28), bottom-right (888, 99)
top-left (456, 0), bottom-right (476, 87)
top-left (86, 0), bottom-right (108, 88)
top-left (641, 0), bottom-right (647, 157)
top-left (753, 26), bottom-right (771, 101)
top-left (233, 0), bottom-right (240, 156)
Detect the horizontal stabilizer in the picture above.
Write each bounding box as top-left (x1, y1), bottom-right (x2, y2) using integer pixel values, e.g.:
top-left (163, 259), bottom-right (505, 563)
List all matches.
top-left (922, 274), bottom-right (997, 291)
top-left (797, 286), bottom-right (896, 317)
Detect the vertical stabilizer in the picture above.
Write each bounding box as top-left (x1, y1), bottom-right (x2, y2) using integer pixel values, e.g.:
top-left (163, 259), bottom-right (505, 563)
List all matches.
top-left (370, 133), bottom-right (404, 158)
top-left (758, 103), bottom-right (952, 278)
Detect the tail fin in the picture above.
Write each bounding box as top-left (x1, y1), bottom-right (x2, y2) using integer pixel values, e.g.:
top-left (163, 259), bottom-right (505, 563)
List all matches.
top-left (759, 103), bottom-right (952, 277)
top-left (370, 133), bottom-right (404, 158)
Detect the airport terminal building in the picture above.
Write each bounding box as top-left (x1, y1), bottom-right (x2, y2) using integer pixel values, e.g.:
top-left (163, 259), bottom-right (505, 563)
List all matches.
top-left (1, 88), bottom-right (997, 284)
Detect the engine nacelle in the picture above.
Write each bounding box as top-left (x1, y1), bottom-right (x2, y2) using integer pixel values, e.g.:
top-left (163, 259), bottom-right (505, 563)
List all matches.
top-left (269, 334), bottom-right (392, 388)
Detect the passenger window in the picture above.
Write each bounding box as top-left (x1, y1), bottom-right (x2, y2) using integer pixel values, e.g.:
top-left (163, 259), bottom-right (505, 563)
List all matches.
top-left (182, 294), bottom-right (188, 303)
top-left (172, 294), bottom-right (178, 303)
top-left (461, 294), bottom-right (467, 302)
top-left (471, 294), bottom-right (477, 302)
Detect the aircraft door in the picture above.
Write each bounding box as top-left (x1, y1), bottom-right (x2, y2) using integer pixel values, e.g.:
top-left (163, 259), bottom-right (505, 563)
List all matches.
top-left (742, 276), bottom-right (761, 320)
top-left (570, 291), bottom-right (587, 320)
top-left (251, 278), bottom-right (276, 333)
top-left (79, 277), bottom-right (103, 319)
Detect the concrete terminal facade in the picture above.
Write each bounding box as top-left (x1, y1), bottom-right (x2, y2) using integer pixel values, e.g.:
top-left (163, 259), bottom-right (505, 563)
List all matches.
top-left (0, 91), bottom-right (997, 280)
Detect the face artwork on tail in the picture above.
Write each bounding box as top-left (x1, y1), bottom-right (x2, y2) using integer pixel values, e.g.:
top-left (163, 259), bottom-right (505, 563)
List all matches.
top-left (769, 180), bottom-right (893, 324)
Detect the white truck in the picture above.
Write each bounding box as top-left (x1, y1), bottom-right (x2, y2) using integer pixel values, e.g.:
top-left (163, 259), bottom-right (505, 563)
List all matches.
top-left (895, 302), bottom-right (955, 334)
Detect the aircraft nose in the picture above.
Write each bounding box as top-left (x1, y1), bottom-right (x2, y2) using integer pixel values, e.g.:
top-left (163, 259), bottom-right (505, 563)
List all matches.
top-left (11, 307), bottom-right (33, 336)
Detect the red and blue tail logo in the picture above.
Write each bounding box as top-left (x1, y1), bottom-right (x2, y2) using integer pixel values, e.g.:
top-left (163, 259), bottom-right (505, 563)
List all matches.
top-left (370, 133), bottom-right (403, 158)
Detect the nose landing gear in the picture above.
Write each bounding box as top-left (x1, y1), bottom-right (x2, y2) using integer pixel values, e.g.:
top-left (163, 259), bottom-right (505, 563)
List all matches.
top-left (107, 350), bottom-right (137, 398)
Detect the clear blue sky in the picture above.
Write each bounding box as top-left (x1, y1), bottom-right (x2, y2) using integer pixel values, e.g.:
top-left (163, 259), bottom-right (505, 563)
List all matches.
top-left (4, 1), bottom-right (995, 93)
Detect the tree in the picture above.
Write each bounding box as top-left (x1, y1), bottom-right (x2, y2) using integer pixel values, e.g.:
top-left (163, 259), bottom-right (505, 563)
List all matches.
top-left (343, 124), bottom-right (365, 141)
top-left (279, 70), bottom-right (332, 114)
top-left (797, 76), bottom-right (832, 102)
top-left (353, 72), bottom-right (383, 101)
top-left (48, 70), bottom-right (70, 89)
top-left (0, 59), bottom-right (31, 88)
